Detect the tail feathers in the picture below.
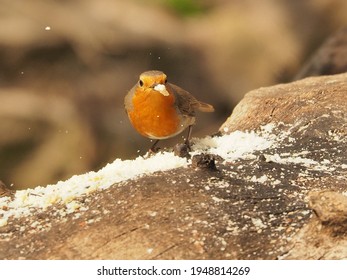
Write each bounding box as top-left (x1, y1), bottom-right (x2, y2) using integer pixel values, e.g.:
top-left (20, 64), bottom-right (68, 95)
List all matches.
top-left (197, 101), bottom-right (214, 112)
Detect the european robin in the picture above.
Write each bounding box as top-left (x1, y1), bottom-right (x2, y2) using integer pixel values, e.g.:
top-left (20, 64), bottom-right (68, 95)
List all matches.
top-left (124, 70), bottom-right (214, 153)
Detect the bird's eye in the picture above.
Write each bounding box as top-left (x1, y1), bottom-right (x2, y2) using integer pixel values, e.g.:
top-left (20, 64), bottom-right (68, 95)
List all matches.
top-left (139, 79), bottom-right (144, 86)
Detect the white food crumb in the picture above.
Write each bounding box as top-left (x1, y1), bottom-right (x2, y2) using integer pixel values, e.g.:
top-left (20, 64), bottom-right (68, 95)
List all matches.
top-left (1, 123), bottom-right (318, 228)
top-left (31, 221), bottom-right (40, 228)
top-left (0, 152), bottom-right (188, 224)
top-left (65, 201), bottom-right (82, 214)
top-left (147, 248), bottom-right (154, 254)
top-left (154, 84), bottom-right (169, 96)
top-left (250, 175), bottom-right (268, 183)
top-left (0, 127), bottom-right (275, 225)
top-left (149, 211), bottom-right (157, 217)
top-left (212, 196), bottom-right (225, 203)
top-left (251, 217), bottom-right (267, 229)
top-left (0, 218), bottom-right (8, 227)
top-left (193, 130), bottom-right (274, 162)
top-left (266, 154), bottom-right (318, 166)
top-left (273, 179), bottom-right (281, 185)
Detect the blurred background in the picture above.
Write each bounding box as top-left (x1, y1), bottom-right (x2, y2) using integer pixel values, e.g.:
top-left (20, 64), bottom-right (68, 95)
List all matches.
top-left (1, 0), bottom-right (346, 190)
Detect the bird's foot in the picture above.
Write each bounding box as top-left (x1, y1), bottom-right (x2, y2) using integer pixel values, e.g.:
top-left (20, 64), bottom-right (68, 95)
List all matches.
top-left (174, 141), bottom-right (191, 158)
top-left (144, 146), bottom-right (161, 158)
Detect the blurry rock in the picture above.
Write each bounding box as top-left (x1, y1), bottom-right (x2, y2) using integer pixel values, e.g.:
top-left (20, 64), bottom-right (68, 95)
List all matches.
top-left (0, 89), bottom-right (96, 189)
top-left (295, 26), bottom-right (347, 79)
top-left (309, 191), bottom-right (347, 229)
top-left (220, 73), bottom-right (347, 134)
top-left (189, 0), bottom-right (347, 103)
top-left (282, 191), bottom-right (347, 259)
top-left (188, 1), bottom-right (301, 103)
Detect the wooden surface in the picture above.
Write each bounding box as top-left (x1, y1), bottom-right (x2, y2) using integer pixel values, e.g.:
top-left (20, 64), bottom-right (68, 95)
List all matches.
top-left (1, 73), bottom-right (347, 259)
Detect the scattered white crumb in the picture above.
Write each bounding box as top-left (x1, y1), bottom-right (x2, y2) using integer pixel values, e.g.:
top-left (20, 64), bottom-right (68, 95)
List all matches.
top-left (217, 182), bottom-right (229, 189)
top-left (148, 211), bottom-right (157, 217)
top-left (45, 26), bottom-right (51, 31)
top-left (1, 122), bottom-right (342, 228)
top-left (250, 175), bottom-right (268, 183)
top-left (193, 129), bottom-right (274, 162)
top-left (0, 218), bottom-right (8, 227)
top-left (147, 248), bottom-right (154, 254)
top-left (266, 154), bottom-right (318, 166)
top-left (30, 221), bottom-right (40, 228)
top-left (73, 213), bottom-right (82, 219)
top-left (65, 201), bottom-right (82, 214)
top-left (260, 123), bottom-right (276, 134)
top-left (0, 152), bottom-right (188, 225)
top-left (301, 210), bottom-right (311, 216)
top-left (143, 224), bottom-right (150, 229)
top-left (212, 196), bottom-right (226, 203)
top-left (251, 218), bottom-right (267, 229)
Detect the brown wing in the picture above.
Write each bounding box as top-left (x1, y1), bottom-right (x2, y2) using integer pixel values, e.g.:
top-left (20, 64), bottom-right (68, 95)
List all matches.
top-left (169, 83), bottom-right (214, 116)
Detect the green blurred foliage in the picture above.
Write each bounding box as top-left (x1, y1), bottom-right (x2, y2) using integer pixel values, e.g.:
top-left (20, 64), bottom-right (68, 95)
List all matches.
top-left (164, 0), bottom-right (206, 16)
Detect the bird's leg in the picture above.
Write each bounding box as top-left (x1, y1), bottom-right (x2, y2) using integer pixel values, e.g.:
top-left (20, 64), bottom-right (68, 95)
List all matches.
top-left (184, 125), bottom-right (193, 151)
top-left (149, 139), bottom-right (160, 153)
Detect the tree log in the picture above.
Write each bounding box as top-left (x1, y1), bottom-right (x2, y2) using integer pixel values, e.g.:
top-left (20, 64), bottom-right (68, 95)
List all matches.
top-left (1, 73), bottom-right (347, 259)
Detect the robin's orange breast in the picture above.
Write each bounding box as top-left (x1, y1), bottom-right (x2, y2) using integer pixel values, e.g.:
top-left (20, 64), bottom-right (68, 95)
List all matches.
top-left (128, 88), bottom-right (180, 139)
